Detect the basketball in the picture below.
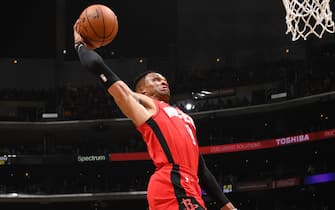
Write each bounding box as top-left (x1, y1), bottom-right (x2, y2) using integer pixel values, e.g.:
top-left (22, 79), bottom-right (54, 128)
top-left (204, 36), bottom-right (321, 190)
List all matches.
top-left (77, 4), bottom-right (118, 48)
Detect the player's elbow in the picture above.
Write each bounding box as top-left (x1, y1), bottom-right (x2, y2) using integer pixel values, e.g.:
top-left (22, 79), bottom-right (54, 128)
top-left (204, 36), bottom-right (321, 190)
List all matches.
top-left (108, 81), bottom-right (133, 103)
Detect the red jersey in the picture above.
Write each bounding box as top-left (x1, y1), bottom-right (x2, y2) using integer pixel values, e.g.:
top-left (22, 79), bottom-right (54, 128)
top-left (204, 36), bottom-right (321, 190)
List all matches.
top-left (137, 100), bottom-right (206, 210)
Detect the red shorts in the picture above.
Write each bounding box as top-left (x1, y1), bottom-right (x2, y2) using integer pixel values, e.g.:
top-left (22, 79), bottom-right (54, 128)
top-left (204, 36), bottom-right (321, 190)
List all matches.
top-left (147, 165), bottom-right (207, 210)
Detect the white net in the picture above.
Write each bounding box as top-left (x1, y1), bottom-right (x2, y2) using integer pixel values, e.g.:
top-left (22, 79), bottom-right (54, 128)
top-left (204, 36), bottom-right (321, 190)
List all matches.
top-left (282, 0), bottom-right (335, 41)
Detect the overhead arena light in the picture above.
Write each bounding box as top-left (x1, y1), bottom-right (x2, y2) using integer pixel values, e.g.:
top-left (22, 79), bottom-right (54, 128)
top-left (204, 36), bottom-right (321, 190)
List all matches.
top-left (185, 102), bottom-right (195, 111)
top-left (42, 113), bottom-right (58, 119)
top-left (200, 90), bottom-right (212, 95)
top-left (192, 88), bottom-right (235, 100)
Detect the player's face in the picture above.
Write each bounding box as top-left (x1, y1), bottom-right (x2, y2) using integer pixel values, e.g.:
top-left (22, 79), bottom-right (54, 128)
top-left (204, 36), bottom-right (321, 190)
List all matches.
top-left (143, 73), bottom-right (170, 102)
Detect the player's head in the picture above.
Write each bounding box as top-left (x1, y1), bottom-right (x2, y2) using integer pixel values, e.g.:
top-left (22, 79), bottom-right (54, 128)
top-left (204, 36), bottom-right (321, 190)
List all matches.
top-left (134, 71), bottom-right (170, 103)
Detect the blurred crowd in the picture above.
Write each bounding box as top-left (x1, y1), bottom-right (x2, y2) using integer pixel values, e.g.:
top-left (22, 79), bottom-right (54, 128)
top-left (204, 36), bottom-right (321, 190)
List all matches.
top-left (0, 59), bottom-right (334, 121)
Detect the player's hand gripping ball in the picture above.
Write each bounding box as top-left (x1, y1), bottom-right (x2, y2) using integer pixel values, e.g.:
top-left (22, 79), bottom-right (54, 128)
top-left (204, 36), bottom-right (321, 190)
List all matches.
top-left (76, 4), bottom-right (118, 49)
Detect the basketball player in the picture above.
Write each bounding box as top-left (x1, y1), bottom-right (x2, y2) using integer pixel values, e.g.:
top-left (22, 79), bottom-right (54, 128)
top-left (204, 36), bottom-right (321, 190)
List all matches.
top-left (73, 21), bottom-right (237, 210)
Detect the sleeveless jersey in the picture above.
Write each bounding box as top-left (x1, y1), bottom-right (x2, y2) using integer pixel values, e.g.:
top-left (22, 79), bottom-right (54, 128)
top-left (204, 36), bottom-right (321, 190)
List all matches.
top-left (137, 100), bottom-right (206, 210)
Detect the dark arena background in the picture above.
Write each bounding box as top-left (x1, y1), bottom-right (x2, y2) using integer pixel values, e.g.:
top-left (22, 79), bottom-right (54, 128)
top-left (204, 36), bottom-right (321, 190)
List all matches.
top-left (0, 0), bottom-right (335, 209)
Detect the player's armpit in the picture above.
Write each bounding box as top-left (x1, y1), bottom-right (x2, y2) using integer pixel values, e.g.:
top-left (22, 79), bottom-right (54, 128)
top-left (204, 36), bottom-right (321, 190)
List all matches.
top-left (132, 92), bottom-right (156, 113)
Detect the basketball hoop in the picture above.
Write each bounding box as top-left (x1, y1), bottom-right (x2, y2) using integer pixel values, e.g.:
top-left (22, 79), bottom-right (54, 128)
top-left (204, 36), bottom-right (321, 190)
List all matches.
top-left (282, 0), bottom-right (335, 41)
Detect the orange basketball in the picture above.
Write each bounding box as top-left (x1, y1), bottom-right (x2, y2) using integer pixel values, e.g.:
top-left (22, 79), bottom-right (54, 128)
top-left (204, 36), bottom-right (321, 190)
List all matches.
top-left (77, 4), bottom-right (118, 49)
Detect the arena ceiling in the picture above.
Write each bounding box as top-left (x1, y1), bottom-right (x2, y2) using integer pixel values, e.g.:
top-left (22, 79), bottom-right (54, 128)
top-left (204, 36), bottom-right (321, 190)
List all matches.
top-left (0, 0), bottom-right (177, 59)
top-left (1, 0), bottom-right (335, 64)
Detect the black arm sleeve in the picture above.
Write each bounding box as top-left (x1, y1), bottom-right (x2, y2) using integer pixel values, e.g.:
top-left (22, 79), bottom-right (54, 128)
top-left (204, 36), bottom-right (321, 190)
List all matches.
top-left (198, 154), bottom-right (230, 208)
top-left (75, 43), bottom-right (120, 88)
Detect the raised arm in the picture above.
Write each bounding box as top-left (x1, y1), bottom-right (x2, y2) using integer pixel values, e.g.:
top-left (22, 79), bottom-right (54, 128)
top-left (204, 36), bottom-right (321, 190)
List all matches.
top-left (74, 24), bottom-right (155, 126)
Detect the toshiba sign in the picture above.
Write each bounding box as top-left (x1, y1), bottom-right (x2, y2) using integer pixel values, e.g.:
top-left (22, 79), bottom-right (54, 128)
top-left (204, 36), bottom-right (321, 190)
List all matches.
top-left (275, 134), bottom-right (309, 145)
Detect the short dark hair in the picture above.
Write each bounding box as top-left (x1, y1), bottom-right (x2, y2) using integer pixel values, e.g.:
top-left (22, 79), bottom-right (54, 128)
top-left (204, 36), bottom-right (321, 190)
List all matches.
top-left (133, 70), bottom-right (155, 90)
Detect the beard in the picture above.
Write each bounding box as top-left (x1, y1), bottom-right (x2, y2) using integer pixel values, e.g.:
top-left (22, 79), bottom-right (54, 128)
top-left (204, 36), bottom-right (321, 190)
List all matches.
top-left (154, 88), bottom-right (170, 102)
